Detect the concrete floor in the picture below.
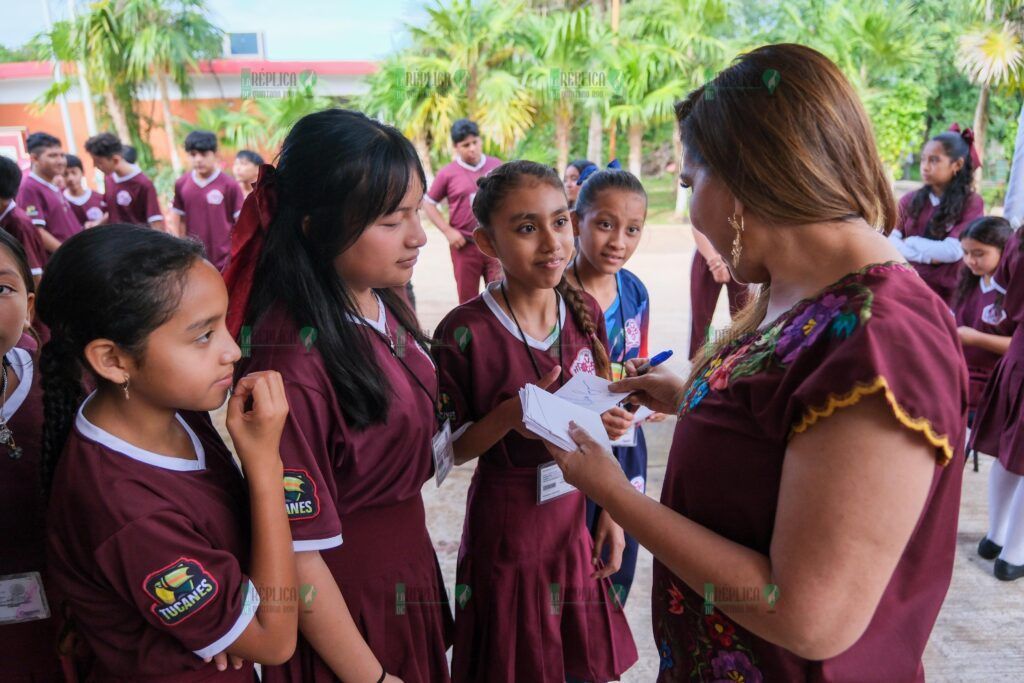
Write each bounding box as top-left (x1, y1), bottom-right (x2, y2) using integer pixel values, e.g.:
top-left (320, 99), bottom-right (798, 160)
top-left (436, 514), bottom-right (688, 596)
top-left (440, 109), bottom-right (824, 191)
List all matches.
top-left (409, 222), bottom-right (1024, 681)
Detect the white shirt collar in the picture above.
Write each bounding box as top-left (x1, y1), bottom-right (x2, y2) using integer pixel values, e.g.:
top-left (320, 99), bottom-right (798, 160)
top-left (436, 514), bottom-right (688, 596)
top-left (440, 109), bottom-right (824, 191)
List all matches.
top-left (75, 392), bottom-right (206, 471)
top-left (979, 276), bottom-right (997, 294)
top-left (346, 293), bottom-right (387, 335)
top-left (481, 281), bottom-right (566, 351)
top-left (29, 171), bottom-right (61, 193)
top-left (929, 192), bottom-right (941, 207)
top-left (63, 188), bottom-right (93, 206)
top-left (191, 168), bottom-right (221, 188)
top-left (1, 348), bottom-right (32, 421)
top-left (456, 154), bottom-right (487, 172)
top-left (0, 201), bottom-right (14, 223)
top-left (112, 164), bottom-right (142, 184)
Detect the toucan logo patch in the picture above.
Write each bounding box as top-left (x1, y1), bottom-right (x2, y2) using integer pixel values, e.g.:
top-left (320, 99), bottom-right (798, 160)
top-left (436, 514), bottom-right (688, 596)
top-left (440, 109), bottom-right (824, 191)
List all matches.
top-left (283, 469), bottom-right (320, 520)
top-left (624, 318), bottom-right (642, 351)
top-left (143, 558), bottom-right (219, 625)
top-left (570, 348), bottom-right (596, 376)
top-left (982, 303), bottom-right (1007, 326)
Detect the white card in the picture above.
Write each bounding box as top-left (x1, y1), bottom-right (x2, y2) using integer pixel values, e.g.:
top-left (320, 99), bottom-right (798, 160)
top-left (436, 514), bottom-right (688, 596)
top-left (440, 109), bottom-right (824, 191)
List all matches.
top-left (611, 423), bottom-right (637, 447)
top-left (553, 373), bottom-right (631, 414)
top-left (432, 420), bottom-right (454, 487)
top-left (537, 461), bottom-right (576, 504)
top-left (519, 384), bottom-right (611, 452)
top-left (0, 572), bottom-right (50, 624)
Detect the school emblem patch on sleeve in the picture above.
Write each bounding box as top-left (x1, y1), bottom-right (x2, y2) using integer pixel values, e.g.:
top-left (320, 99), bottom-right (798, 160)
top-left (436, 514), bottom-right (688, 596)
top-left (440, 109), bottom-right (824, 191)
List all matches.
top-left (143, 557), bottom-right (219, 625)
top-left (283, 469), bottom-right (320, 520)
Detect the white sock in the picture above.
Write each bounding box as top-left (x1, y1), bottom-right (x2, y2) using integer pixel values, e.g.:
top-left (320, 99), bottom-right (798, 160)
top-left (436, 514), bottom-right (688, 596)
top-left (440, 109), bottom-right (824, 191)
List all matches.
top-left (988, 460), bottom-right (1021, 547)
top-left (998, 476), bottom-right (1024, 566)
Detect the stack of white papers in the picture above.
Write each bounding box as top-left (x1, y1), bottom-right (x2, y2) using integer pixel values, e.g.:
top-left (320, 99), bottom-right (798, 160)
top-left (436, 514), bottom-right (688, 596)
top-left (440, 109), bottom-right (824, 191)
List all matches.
top-left (519, 373), bottom-right (657, 450)
top-left (519, 384), bottom-right (611, 451)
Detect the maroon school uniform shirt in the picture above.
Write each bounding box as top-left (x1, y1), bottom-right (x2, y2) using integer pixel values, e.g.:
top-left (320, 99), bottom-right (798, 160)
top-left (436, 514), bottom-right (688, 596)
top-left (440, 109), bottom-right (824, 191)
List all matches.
top-left (654, 262), bottom-right (966, 682)
top-left (897, 190), bottom-right (984, 302)
top-left (16, 171), bottom-right (83, 242)
top-left (425, 155), bottom-right (502, 237)
top-left (433, 282), bottom-right (609, 468)
top-left (102, 166), bottom-right (163, 227)
top-left (235, 295), bottom-right (437, 551)
top-left (172, 170), bottom-right (244, 270)
top-left (0, 202), bottom-right (47, 277)
top-left (0, 346), bottom-right (63, 680)
top-left (64, 187), bottom-right (107, 226)
top-left (954, 273), bottom-right (1017, 411)
top-left (47, 396), bottom-right (259, 681)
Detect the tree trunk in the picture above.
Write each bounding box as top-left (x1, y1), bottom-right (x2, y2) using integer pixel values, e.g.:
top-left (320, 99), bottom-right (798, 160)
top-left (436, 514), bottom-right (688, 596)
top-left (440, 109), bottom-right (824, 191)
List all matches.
top-left (673, 129), bottom-right (687, 219)
top-left (556, 103), bottom-right (572, 175)
top-left (104, 89), bottom-right (132, 143)
top-left (628, 121), bottom-right (642, 179)
top-left (1002, 100), bottom-right (1024, 228)
top-left (157, 72), bottom-right (183, 174)
top-left (586, 108), bottom-right (603, 166)
top-left (413, 131), bottom-right (434, 184)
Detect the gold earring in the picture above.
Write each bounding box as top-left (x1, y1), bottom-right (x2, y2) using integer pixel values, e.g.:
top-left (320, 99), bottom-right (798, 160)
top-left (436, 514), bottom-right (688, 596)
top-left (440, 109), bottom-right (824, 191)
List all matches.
top-left (727, 213), bottom-right (745, 268)
top-left (121, 375), bottom-right (130, 401)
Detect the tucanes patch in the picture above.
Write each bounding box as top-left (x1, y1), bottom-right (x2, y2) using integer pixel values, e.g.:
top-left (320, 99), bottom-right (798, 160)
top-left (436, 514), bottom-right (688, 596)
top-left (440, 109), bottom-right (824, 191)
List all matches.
top-left (982, 303), bottom-right (1007, 326)
top-left (283, 469), bottom-right (320, 520)
top-left (205, 189), bottom-right (224, 205)
top-left (116, 190), bottom-right (132, 206)
top-left (624, 317), bottom-right (642, 352)
top-left (570, 348), bottom-right (596, 376)
top-left (86, 206), bottom-right (104, 221)
top-left (143, 557), bottom-right (219, 626)
top-left (437, 392), bottom-right (458, 426)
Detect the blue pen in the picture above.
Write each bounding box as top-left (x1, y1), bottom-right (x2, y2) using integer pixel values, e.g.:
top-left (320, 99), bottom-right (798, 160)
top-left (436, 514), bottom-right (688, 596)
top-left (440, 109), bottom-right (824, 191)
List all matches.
top-left (636, 350), bottom-right (673, 375)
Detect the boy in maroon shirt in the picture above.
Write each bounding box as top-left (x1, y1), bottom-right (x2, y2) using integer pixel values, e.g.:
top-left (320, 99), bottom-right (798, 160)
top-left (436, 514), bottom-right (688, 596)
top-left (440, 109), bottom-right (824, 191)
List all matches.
top-left (0, 156), bottom-right (49, 279)
top-left (84, 132), bottom-right (165, 230)
top-left (423, 118), bottom-right (503, 303)
top-left (62, 154), bottom-right (107, 228)
top-left (16, 132), bottom-right (83, 253)
top-left (172, 131), bottom-right (243, 270)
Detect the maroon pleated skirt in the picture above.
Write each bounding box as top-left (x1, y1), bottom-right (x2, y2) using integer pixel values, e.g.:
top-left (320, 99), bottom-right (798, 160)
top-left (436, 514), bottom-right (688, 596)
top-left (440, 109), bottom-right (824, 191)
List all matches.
top-left (263, 494), bottom-right (453, 683)
top-left (452, 461), bottom-right (638, 682)
top-left (973, 327), bottom-right (1024, 474)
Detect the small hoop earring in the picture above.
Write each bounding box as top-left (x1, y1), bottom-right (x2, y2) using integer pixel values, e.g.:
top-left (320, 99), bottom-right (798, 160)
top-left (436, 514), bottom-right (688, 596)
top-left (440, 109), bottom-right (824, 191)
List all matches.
top-left (727, 213), bottom-right (745, 268)
top-left (121, 375), bottom-right (130, 401)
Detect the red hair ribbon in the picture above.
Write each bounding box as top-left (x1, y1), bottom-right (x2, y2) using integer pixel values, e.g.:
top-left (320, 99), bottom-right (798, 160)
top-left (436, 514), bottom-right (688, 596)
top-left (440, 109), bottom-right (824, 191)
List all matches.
top-left (223, 163), bottom-right (278, 338)
top-left (948, 122), bottom-right (982, 169)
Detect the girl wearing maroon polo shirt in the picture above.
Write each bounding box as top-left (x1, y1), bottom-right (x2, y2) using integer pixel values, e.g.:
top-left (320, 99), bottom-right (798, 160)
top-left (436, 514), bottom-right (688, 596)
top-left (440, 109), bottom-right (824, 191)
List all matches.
top-left (890, 126), bottom-right (985, 304)
top-left (432, 160), bottom-right (638, 682)
top-left (39, 225), bottom-right (298, 681)
top-left (228, 109), bottom-right (452, 683)
top-left (546, 45), bottom-right (967, 682)
top-left (0, 230), bottom-right (60, 681)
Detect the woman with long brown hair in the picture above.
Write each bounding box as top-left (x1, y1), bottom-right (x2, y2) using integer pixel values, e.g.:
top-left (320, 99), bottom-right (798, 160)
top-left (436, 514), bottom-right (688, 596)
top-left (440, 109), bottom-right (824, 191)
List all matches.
top-left (544, 44), bottom-right (967, 681)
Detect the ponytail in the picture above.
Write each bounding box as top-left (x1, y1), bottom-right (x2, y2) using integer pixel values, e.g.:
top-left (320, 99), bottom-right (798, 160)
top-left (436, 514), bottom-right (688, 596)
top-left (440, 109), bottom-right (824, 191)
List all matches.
top-left (557, 276), bottom-right (612, 380)
top-left (39, 335), bottom-right (83, 497)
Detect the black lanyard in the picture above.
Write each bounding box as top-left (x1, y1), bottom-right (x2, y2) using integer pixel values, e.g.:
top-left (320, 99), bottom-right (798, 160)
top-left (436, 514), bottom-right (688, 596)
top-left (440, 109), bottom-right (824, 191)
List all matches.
top-left (499, 282), bottom-right (564, 387)
top-left (573, 260), bottom-right (626, 366)
top-left (363, 311), bottom-right (440, 425)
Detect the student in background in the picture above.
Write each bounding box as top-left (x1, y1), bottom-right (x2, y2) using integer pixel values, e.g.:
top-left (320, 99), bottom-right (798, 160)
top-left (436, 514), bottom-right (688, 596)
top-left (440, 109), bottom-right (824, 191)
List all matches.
top-left (433, 160), bottom-right (637, 682)
top-left (0, 229), bottom-right (60, 682)
top-left (172, 131), bottom-right (244, 271)
top-left (890, 125), bottom-right (984, 303)
top-left (568, 166), bottom-right (652, 605)
top-left (423, 119), bottom-right (504, 303)
top-left (953, 216), bottom-right (1016, 423)
top-left (40, 224), bottom-right (298, 681)
top-left (62, 154), bottom-right (107, 229)
top-left (84, 133), bottom-right (165, 230)
top-left (0, 157), bottom-right (47, 282)
top-left (16, 132), bottom-right (82, 253)
top-left (562, 159), bottom-right (594, 210)
top-left (232, 150), bottom-right (264, 198)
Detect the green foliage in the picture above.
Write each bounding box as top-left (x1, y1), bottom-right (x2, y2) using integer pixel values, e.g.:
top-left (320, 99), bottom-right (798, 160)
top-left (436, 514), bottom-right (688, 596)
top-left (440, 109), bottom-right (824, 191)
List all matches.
top-left (864, 82), bottom-right (929, 177)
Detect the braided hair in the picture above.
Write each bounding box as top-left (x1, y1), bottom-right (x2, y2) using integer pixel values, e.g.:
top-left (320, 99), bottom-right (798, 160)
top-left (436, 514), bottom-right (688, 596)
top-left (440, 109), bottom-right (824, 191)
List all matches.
top-left (35, 224), bottom-right (204, 496)
top-left (909, 131), bottom-right (976, 239)
top-left (472, 160), bottom-right (612, 380)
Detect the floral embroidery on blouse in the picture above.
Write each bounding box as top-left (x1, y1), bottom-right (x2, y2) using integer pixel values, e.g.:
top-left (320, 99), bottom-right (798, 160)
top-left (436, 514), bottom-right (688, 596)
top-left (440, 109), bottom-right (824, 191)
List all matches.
top-left (677, 263), bottom-right (902, 416)
top-left (655, 578), bottom-right (765, 682)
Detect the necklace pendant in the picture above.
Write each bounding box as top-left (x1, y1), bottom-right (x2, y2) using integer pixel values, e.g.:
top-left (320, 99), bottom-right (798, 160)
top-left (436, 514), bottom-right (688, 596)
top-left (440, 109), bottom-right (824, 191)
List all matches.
top-left (8, 446), bottom-right (21, 460)
top-left (0, 424), bottom-right (12, 444)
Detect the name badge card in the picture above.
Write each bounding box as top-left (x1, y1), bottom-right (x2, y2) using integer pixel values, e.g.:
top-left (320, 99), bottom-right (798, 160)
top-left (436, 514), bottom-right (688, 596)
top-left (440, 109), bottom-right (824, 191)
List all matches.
top-left (432, 420), bottom-right (455, 487)
top-left (0, 572), bottom-right (50, 624)
top-left (537, 461), bottom-right (576, 504)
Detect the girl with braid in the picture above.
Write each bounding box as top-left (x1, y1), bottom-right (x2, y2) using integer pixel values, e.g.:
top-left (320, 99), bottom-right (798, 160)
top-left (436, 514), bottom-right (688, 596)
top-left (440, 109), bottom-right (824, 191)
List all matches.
top-left (890, 125), bottom-right (984, 304)
top-left (432, 160), bottom-right (637, 682)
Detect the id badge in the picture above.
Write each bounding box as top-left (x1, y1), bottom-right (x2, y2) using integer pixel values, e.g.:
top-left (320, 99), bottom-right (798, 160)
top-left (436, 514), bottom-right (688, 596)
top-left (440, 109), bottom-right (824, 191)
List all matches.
top-left (537, 461), bottom-right (576, 504)
top-left (0, 571), bottom-right (50, 625)
top-left (611, 423), bottom-right (637, 448)
top-left (432, 420), bottom-right (455, 487)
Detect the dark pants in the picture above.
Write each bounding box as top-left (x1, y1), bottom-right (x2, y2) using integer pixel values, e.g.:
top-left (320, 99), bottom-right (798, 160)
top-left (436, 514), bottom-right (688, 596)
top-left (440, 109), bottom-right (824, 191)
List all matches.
top-left (451, 240), bottom-right (503, 304)
top-left (689, 252), bottom-right (748, 358)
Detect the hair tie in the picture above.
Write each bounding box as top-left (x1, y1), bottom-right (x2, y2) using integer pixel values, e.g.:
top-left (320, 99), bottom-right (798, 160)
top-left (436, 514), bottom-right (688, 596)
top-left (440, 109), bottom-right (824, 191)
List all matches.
top-left (223, 164), bottom-right (279, 338)
top-left (948, 122), bottom-right (982, 169)
top-left (576, 158), bottom-right (623, 186)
